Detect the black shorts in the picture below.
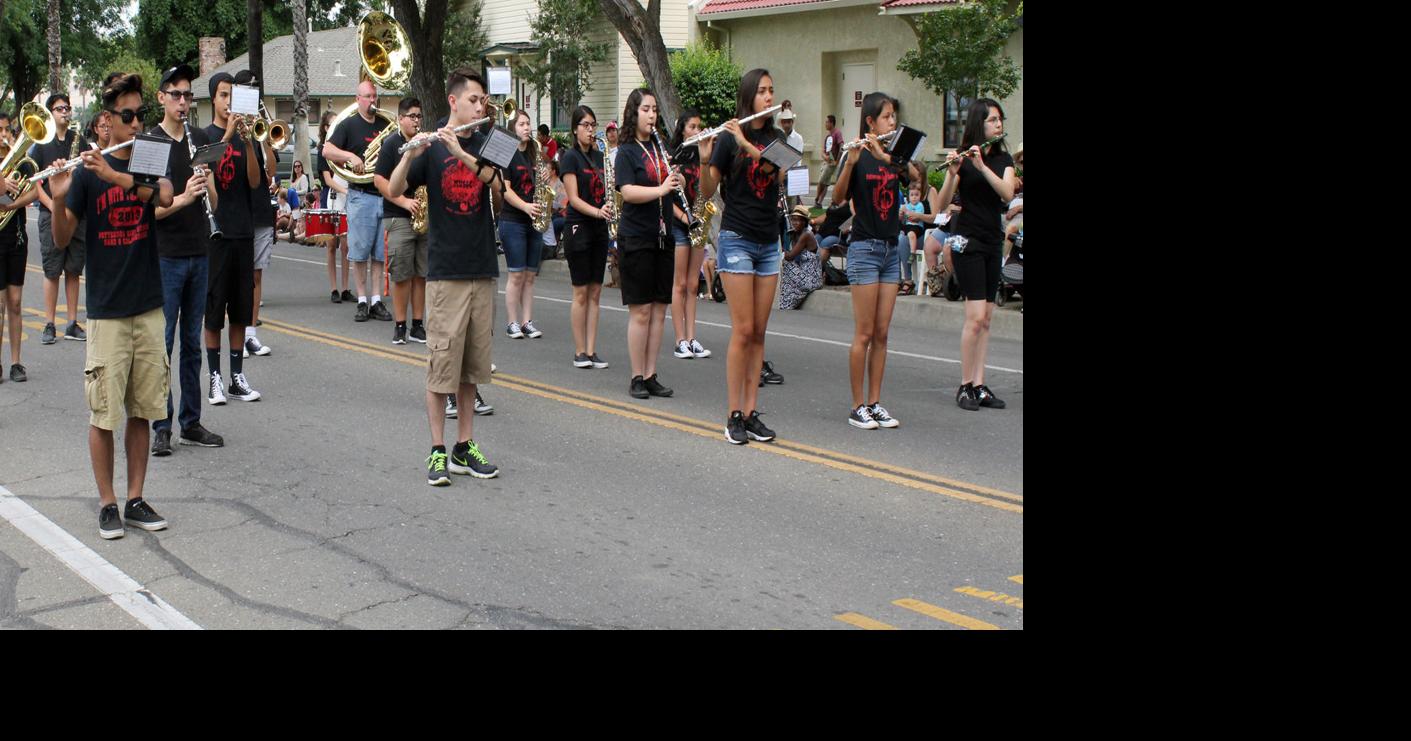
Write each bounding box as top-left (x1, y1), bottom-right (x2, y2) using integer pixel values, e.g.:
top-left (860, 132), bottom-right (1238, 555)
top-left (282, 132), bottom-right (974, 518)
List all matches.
top-left (619, 239), bottom-right (674, 306)
top-left (902, 224), bottom-right (926, 239)
top-left (564, 220), bottom-right (609, 287)
top-left (0, 229), bottom-right (26, 287)
top-left (206, 236), bottom-right (255, 331)
top-left (953, 243), bottom-right (1002, 302)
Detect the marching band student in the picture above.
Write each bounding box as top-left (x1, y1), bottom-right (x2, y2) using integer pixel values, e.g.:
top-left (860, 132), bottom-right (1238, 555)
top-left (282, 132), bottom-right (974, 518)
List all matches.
top-left (499, 108), bottom-right (546, 342)
top-left (374, 97), bottom-right (429, 346)
top-left (667, 108), bottom-right (714, 362)
top-left (388, 67), bottom-right (504, 485)
top-left (48, 73), bottom-right (176, 539)
top-left (935, 98), bottom-right (1017, 412)
top-left (833, 91), bottom-right (903, 431)
top-left (698, 68), bottom-right (786, 446)
top-left (613, 88), bottom-right (680, 400)
top-left (318, 110), bottom-right (353, 303)
top-left (559, 105), bottom-right (612, 371)
top-left (323, 79), bottom-right (391, 322)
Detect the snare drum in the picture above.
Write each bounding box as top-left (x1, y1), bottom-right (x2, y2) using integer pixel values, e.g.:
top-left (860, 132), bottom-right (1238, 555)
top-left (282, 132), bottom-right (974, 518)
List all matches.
top-left (305, 209), bottom-right (347, 242)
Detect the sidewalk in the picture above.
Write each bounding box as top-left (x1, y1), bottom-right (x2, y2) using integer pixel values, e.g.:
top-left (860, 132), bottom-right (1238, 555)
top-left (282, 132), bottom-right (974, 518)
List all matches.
top-left (509, 254), bottom-right (1024, 342)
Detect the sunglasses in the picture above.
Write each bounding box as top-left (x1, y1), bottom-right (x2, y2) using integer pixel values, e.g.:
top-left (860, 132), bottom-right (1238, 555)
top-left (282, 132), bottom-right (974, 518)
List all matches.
top-left (162, 90), bottom-right (195, 101)
top-left (106, 106), bottom-right (151, 124)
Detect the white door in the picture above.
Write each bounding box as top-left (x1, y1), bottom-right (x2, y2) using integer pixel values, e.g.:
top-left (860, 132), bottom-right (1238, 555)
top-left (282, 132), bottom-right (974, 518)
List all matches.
top-left (837, 63), bottom-right (875, 139)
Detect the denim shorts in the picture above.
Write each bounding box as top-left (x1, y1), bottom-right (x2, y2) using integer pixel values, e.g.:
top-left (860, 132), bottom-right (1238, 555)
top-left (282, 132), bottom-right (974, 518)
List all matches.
top-left (499, 219), bottom-right (543, 274)
top-left (845, 238), bottom-right (901, 285)
top-left (716, 230), bottom-right (781, 277)
top-left (672, 223), bottom-right (690, 248)
top-left (346, 188), bottom-right (384, 263)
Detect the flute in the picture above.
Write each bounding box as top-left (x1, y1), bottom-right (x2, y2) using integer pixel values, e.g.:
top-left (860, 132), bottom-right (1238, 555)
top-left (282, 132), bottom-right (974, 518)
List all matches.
top-left (839, 129), bottom-right (900, 153)
top-left (939, 133), bottom-right (1008, 169)
top-left (680, 105), bottom-right (784, 147)
top-left (397, 116), bottom-right (493, 154)
top-left (28, 140), bottom-right (136, 182)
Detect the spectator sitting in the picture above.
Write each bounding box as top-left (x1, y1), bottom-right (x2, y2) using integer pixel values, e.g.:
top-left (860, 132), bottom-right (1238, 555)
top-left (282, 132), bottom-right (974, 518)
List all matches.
top-left (276, 189), bottom-right (293, 240)
top-left (812, 201), bottom-right (853, 266)
top-left (779, 205), bottom-right (823, 310)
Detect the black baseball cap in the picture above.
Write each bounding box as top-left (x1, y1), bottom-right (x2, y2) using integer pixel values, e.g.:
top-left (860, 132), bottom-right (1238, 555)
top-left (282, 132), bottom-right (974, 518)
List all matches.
top-left (208, 72), bottom-right (236, 99)
top-left (160, 64), bottom-right (197, 90)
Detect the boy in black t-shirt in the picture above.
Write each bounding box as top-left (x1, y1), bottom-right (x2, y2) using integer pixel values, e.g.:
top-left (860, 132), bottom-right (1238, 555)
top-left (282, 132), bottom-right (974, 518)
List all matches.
top-left (28, 94), bottom-right (88, 344)
top-left (1, 116), bottom-right (41, 382)
top-left (48, 73), bottom-right (176, 540)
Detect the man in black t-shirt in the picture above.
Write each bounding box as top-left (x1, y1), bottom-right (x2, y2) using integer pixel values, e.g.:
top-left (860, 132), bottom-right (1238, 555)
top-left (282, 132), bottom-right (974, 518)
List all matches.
top-left (373, 97), bottom-right (429, 346)
top-left (389, 68), bottom-right (503, 485)
top-left (323, 79), bottom-right (392, 322)
top-left (234, 69), bottom-right (278, 357)
top-left (203, 72), bottom-right (264, 405)
top-left (146, 63), bottom-right (226, 456)
top-left (28, 93), bottom-right (88, 344)
top-left (48, 73), bottom-right (176, 540)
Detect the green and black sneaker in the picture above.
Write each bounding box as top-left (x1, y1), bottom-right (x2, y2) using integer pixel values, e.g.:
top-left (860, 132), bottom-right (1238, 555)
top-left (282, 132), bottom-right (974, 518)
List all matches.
top-left (427, 447), bottom-right (451, 486)
top-left (449, 440), bottom-right (499, 479)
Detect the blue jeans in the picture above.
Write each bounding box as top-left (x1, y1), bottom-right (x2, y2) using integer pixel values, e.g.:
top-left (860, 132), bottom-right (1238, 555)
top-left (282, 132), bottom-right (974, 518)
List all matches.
top-left (154, 255), bottom-right (208, 434)
top-left (499, 219), bottom-right (543, 273)
top-left (845, 238), bottom-right (901, 285)
top-left (346, 188), bottom-right (384, 262)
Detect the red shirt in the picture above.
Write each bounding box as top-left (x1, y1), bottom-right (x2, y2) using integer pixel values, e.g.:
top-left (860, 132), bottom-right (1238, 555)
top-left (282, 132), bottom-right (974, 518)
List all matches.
top-left (541, 135), bottom-right (558, 162)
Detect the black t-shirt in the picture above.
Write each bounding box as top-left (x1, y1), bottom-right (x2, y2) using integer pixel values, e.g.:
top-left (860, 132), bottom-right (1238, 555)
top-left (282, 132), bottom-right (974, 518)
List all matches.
top-left (251, 144), bottom-right (275, 227)
top-left (146, 123), bottom-right (210, 258)
top-left (28, 128), bottom-right (84, 212)
top-left (560, 146), bottom-right (606, 224)
top-left (953, 149), bottom-right (1015, 248)
top-left (64, 154), bottom-right (164, 319)
top-left (316, 146), bottom-right (331, 197)
top-left (501, 147), bottom-right (536, 224)
top-left (329, 112), bottom-right (385, 193)
top-left (203, 125), bottom-right (256, 239)
top-left (375, 130), bottom-right (413, 220)
top-left (614, 138), bottom-right (671, 245)
top-left (403, 132), bottom-right (498, 281)
top-left (709, 125), bottom-right (784, 245)
top-left (846, 150), bottom-right (902, 243)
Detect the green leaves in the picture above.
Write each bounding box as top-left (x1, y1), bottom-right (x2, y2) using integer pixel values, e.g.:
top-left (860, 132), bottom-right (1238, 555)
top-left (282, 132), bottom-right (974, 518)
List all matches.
top-left (521, 0), bottom-right (612, 106)
top-left (897, 0), bottom-right (1022, 104)
top-left (669, 41), bottom-right (740, 129)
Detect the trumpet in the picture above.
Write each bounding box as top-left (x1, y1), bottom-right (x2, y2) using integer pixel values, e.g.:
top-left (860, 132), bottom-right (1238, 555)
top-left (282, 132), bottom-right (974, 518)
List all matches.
top-left (680, 104), bottom-right (783, 147)
top-left (251, 102), bottom-right (289, 150)
top-left (27, 140), bottom-right (136, 183)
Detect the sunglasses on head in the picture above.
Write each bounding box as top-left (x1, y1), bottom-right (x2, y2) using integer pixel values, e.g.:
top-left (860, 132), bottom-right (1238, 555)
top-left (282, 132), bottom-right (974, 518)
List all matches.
top-left (106, 106), bottom-right (150, 124)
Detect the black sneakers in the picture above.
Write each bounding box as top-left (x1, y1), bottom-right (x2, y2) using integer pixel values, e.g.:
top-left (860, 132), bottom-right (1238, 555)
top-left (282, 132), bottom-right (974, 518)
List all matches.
top-left (152, 429), bottom-right (173, 456)
top-left (179, 423), bottom-right (225, 447)
top-left (427, 448), bottom-right (450, 486)
top-left (473, 392), bottom-right (493, 416)
top-left (760, 361), bottom-right (783, 387)
top-left (630, 376), bottom-right (649, 399)
top-left (331, 290), bottom-right (342, 303)
top-left (522, 320), bottom-right (542, 339)
top-left (355, 301), bottom-right (370, 322)
top-left (341, 290), bottom-right (356, 303)
top-left (956, 383), bottom-right (980, 411)
top-left (643, 374), bottom-right (673, 397)
top-left (573, 353), bottom-right (593, 368)
top-left (124, 498), bottom-right (168, 531)
top-left (370, 301), bottom-right (393, 321)
top-left (589, 353), bottom-right (609, 369)
top-left (41, 322), bottom-right (56, 344)
top-left (974, 384), bottom-right (1006, 409)
top-left (99, 503), bottom-right (124, 539)
top-left (725, 411), bottom-right (749, 445)
top-left (445, 394), bottom-right (458, 419)
top-left (9, 364), bottom-right (26, 382)
top-left (869, 403), bottom-right (900, 428)
top-left (228, 372), bottom-right (261, 402)
top-left (744, 411), bottom-right (776, 442)
top-left (409, 323), bottom-right (427, 343)
top-left (849, 404), bottom-right (880, 430)
top-left (450, 440), bottom-right (499, 478)
top-left (393, 324), bottom-right (408, 345)
top-left (64, 322), bottom-right (87, 341)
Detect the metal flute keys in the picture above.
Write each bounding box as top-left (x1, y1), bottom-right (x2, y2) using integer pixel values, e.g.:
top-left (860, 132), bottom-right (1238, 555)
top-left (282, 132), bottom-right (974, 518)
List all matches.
top-left (680, 105), bottom-right (783, 147)
top-left (28, 140), bottom-right (136, 182)
top-left (396, 117), bottom-right (493, 154)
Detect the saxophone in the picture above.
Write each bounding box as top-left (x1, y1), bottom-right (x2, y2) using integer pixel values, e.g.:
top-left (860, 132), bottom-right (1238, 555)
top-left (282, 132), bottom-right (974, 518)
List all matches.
top-left (529, 138), bottom-right (553, 234)
top-left (68, 123), bottom-right (83, 158)
top-left (596, 137), bottom-right (619, 240)
top-left (690, 189), bottom-right (718, 251)
top-left (412, 186), bottom-right (429, 234)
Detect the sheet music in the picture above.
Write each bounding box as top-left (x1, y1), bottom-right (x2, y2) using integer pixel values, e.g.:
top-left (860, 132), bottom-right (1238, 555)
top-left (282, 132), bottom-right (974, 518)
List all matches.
top-left (231, 84), bottom-right (261, 116)
top-left (128, 136), bottom-right (172, 177)
top-left (787, 166), bottom-right (809, 196)
top-left (488, 68), bottom-right (512, 96)
top-left (478, 127), bottom-right (519, 169)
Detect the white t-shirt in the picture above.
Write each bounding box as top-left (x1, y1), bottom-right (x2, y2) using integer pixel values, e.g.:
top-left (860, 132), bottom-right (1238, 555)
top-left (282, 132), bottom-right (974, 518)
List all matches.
top-left (786, 130), bottom-right (804, 153)
top-left (327, 172), bottom-right (349, 211)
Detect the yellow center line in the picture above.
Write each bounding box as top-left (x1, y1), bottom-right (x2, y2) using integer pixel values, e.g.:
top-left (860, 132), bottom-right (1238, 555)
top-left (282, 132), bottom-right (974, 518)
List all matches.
top-left (1009, 574), bottom-right (1023, 585)
top-left (259, 317), bottom-right (1023, 513)
top-left (893, 598), bottom-right (1001, 630)
top-left (834, 613), bottom-right (897, 630)
top-left (954, 586), bottom-right (1023, 609)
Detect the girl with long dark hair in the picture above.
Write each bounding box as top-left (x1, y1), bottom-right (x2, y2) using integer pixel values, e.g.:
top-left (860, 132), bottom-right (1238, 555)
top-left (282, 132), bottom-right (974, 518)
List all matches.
top-left (667, 108), bottom-right (714, 361)
top-left (500, 108), bottom-right (547, 340)
top-left (561, 105), bottom-right (613, 369)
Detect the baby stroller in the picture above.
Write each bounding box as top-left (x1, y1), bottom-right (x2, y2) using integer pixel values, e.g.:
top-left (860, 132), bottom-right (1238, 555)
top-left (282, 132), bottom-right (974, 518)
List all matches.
top-left (996, 231), bottom-right (1023, 307)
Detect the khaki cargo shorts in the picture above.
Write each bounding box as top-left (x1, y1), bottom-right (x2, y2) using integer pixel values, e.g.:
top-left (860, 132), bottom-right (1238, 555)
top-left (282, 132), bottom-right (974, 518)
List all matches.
top-left (425, 278), bottom-right (494, 394)
top-left (384, 217), bottom-right (428, 284)
top-left (83, 308), bottom-right (170, 431)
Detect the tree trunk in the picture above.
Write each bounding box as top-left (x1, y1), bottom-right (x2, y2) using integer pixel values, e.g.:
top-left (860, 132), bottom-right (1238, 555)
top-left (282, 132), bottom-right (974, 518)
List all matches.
top-left (47, 0), bottom-right (61, 93)
top-left (598, 0), bottom-right (681, 130)
top-left (391, 0), bottom-right (450, 131)
top-left (248, 0), bottom-right (264, 94)
top-left (293, 0), bottom-right (310, 179)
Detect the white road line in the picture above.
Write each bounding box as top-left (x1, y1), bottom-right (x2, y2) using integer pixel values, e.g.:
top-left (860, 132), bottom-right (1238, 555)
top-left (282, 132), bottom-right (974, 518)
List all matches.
top-left (270, 253), bottom-right (1022, 375)
top-left (0, 485), bottom-right (202, 630)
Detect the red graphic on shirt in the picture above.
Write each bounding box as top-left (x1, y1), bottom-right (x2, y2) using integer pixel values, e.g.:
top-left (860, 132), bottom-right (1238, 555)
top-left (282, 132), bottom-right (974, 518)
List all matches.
top-left (866, 167), bottom-right (899, 219)
top-left (742, 152), bottom-right (773, 200)
top-left (96, 185), bottom-right (150, 247)
top-left (682, 163), bottom-right (700, 203)
top-left (215, 142), bottom-right (241, 191)
top-left (440, 156), bottom-right (484, 214)
top-left (586, 166), bottom-right (605, 207)
top-left (513, 164), bottom-right (533, 201)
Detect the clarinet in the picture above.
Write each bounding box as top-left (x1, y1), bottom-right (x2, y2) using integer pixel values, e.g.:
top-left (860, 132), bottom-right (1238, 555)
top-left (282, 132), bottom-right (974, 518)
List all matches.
top-left (650, 128), bottom-right (700, 232)
top-left (182, 114), bottom-right (222, 239)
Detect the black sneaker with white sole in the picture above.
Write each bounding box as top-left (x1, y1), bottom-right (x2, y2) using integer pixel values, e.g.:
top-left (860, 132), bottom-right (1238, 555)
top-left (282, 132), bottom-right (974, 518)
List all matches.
top-left (725, 411), bottom-right (749, 445)
top-left (974, 384), bottom-right (1006, 409)
top-left (473, 392), bottom-right (493, 416)
top-left (760, 361), bottom-right (784, 384)
top-left (99, 504), bottom-right (124, 539)
top-left (573, 353), bottom-right (593, 368)
top-left (450, 440), bottom-right (499, 478)
top-left (208, 372), bottom-right (227, 405)
top-left (589, 353), bottom-right (609, 369)
top-left (65, 322), bottom-right (87, 341)
top-left (643, 374), bottom-right (673, 397)
top-left (630, 376), bottom-right (649, 399)
top-left (228, 372), bottom-right (261, 401)
top-left (123, 498), bottom-right (168, 532)
top-left (674, 340), bottom-right (694, 359)
top-left (152, 429), bottom-right (173, 456)
top-left (341, 290), bottom-right (356, 303)
top-left (244, 336), bottom-right (271, 356)
top-left (355, 301), bottom-right (370, 322)
top-left (392, 324), bottom-right (408, 345)
top-left (849, 404), bottom-right (880, 430)
top-left (409, 324), bottom-right (427, 343)
top-left (956, 383), bottom-right (980, 411)
top-left (745, 411), bottom-right (776, 442)
top-left (506, 322), bottom-right (524, 339)
top-left (868, 403), bottom-right (900, 428)
top-left (427, 448), bottom-right (451, 486)
top-left (522, 320), bottom-right (542, 339)
top-left (370, 301), bottom-right (393, 321)
top-left (445, 394), bottom-right (459, 419)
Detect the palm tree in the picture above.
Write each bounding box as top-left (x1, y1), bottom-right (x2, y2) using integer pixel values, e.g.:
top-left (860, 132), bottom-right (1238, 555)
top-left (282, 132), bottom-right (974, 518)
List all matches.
top-left (293, 0), bottom-right (310, 180)
top-left (47, 0), bottom-right (61, 93)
